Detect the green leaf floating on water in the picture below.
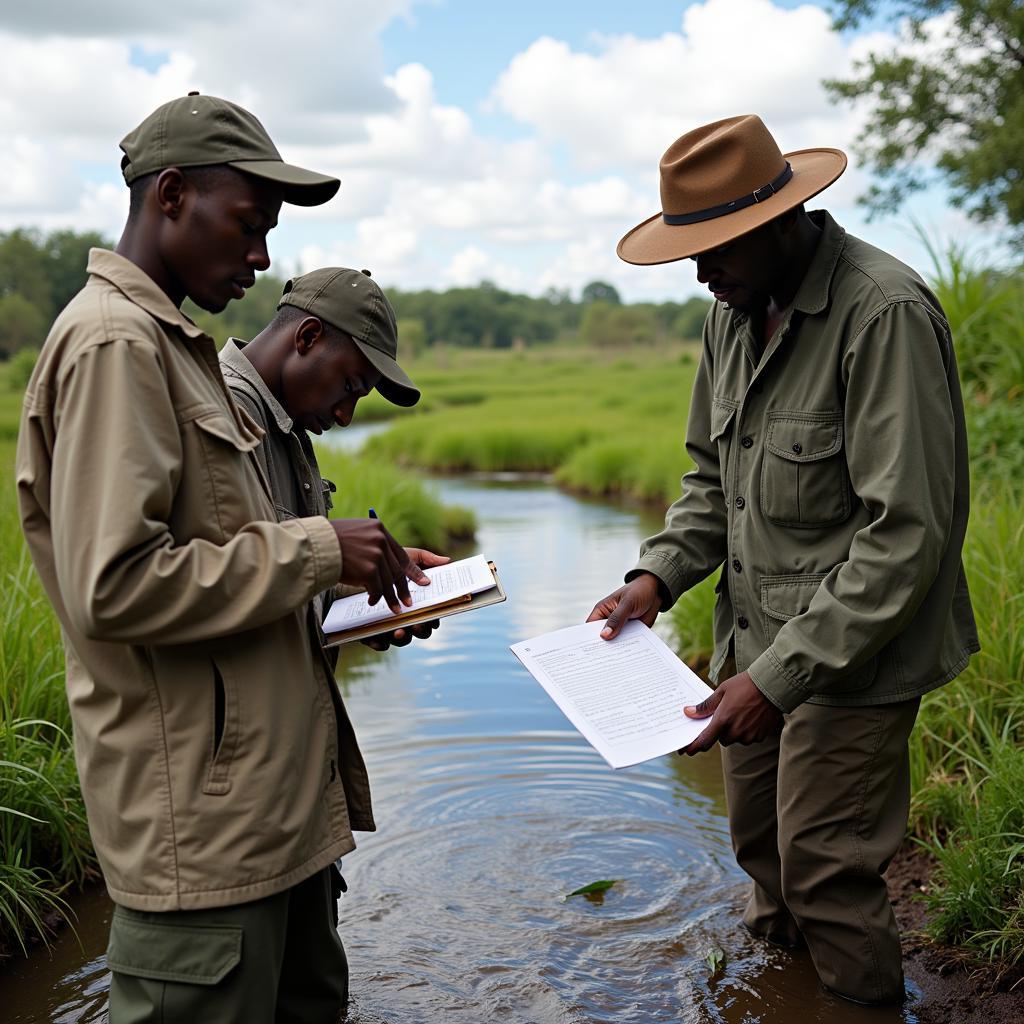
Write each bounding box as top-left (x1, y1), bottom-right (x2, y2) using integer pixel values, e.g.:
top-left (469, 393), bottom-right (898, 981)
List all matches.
top-left (705, 947), bottom-right (726, 974)
top-left (565, 879), bottom-right (620, 899)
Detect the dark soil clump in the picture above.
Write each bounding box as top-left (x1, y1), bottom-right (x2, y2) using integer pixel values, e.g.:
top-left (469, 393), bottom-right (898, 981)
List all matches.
top-left (888, 843), bottom-right (1024, 1023)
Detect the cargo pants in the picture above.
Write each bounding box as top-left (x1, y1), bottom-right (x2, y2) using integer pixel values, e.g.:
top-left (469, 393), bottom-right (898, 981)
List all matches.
top-left (720, 655), bottom-right (920, 1004)
top-left (106, 866), bottom-right (347, 1023)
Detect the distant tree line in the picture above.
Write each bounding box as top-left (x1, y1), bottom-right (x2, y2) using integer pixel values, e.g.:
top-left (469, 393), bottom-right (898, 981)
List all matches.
top-left (0, 230), bottom-right (711, 358)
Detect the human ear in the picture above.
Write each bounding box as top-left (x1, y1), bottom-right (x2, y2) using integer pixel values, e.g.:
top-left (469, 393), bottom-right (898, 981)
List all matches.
top-left (154, 168), bottom-right (187, 220)
top-left (295, 316), bottom-right (326, 355)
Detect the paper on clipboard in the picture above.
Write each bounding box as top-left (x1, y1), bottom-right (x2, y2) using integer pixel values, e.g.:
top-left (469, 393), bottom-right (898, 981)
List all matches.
top-left (323, 556), bottom-right (505, 646)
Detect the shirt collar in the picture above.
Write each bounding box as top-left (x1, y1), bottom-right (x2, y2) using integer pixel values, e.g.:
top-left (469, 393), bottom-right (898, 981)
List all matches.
top-left (85, 248), bottom-right (209, 341)
top-left (791, 209), bottom-right (847, 315)
top-left (221, 337), bottom-right (295, 434)
top-left (724, 209), bottom-right (847, 327)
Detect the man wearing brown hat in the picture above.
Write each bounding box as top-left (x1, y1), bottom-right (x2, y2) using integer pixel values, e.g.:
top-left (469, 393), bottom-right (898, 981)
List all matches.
top-left (17, 94), bottom-right (435, 1022)
top-left (219, 266), bottom-right (449, 647)
top-left (589, 115), bottom-right (978, 1004)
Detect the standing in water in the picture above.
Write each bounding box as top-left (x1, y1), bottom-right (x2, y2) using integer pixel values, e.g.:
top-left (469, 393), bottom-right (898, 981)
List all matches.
top-left (588, 114), bottom-right (978, 1004)
top-left (17, 93), bottom-right (433, 1023)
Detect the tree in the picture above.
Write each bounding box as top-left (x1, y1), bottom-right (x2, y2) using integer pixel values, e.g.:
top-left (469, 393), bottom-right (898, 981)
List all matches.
top-left (43, 230), bottom-right (110, 317)
top-left (581, 281), bottom-right (621, 305)
top-left (0, 293), bottom-right (48, 357)
top-left (397, 318), bottom-right (428, 356)
top-left (825, 1), bottom-right (1024, 240)
top-left (579, 302), bottom-right (656, 348)
top-left (0, 229), bottom-right (53, 315)
top-left (672, 297), bottom-right (713, 341)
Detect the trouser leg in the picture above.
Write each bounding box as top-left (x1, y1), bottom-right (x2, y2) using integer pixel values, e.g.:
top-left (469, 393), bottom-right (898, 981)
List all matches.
top-left (721, 731), bottom-right (802, 947)
top-left (276, 866), bottom-right (349, 1024)
top-left (718, 651), bottom-right (801, 946)
top-left (777, 698), bottom-right (920, 1004)
top-left (107, 889), bottom-right (289, 1024)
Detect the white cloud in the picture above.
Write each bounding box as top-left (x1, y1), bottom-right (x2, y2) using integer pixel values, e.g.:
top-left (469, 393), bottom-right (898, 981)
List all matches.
top-left (0, 1), bottom-right (987, 300)
top-left (442, 245), bottom-right (529, 291)
top-left (491, 0), bottom-right (868, 171)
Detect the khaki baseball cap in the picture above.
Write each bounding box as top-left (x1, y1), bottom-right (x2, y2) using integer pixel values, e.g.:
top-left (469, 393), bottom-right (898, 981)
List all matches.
top-left (120, 92), bottom-right (340, 207)
top-left (279, 268), bottom-right (420, 407)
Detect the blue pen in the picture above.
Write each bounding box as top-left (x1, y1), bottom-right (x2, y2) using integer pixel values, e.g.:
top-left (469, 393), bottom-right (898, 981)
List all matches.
top-left (368, 508), bottom-right (378, 519)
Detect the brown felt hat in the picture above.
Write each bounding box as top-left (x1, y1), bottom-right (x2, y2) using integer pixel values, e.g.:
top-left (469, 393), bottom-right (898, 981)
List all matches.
top-left (120, 93), bottom-right (340, 207)
top-left (279, 268), bottom-right (420, 407)
top-left (617, 115), bottom-right (847, 265)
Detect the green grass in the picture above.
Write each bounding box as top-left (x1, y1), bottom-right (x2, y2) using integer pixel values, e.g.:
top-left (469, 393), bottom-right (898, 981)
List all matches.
top-left (362, 346), bottom-right (699, 504)
top-left (0, 437), bottom-right (91, 955)
top-left (315, 445), bottom-right (476, 550)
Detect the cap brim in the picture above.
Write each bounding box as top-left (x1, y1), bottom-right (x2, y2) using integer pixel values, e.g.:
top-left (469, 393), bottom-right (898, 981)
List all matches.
top-left (617, 148), bottom-right (847, 266)
top-left (353, 340), bottom-right (420, 408)
top-left (229, 159), bottom-right (340, 207)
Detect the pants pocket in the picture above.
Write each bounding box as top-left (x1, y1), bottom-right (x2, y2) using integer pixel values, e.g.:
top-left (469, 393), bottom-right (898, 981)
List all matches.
top-left (107, 906), bottom-right (242, 986)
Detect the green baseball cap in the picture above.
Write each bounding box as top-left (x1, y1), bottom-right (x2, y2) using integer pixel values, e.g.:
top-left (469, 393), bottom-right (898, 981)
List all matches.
top-left (279, 268), bottom-right (420, 407)
top-left (120, 92), bottom-right (340, 207)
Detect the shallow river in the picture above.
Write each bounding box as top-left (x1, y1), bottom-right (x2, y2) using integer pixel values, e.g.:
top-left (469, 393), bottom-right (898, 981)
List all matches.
top-left (1, 431), bottom-right (927, 1023)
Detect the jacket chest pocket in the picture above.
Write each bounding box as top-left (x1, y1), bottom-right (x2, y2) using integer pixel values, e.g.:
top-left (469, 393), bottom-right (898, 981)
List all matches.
top-left (188, 410), bottom-right (269, 535)
top-left (761, 411), bottom-right (850, 528)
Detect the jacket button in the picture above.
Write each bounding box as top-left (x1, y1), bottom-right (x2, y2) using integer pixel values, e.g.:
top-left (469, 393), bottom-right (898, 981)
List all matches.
top-left (735, 496), bottom-right (745, 509)
top-left (792, 442), bottom-right (803, 454)
top-left (732, 558), bottom-right (742, 573)
top-left (737, 615), bottom-right (749, 629)
top-left (741, 435), bottom-right (753, 448)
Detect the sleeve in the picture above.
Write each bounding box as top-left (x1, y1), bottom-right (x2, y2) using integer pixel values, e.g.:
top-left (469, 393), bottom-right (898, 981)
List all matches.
top-left (747, 300), bottom-right (956, 711)
top-left (626, 319), bottom-right (729, 607)
top-left (50, 337), bottom-right (341, 646)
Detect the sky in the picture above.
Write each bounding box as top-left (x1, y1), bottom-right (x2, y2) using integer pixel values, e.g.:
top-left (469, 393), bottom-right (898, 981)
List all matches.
top-left (0, 0), bottom-right (994, 302)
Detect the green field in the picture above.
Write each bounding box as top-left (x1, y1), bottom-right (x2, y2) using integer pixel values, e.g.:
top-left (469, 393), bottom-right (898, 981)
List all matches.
top-left (360, 345), bottom-right (701, 504)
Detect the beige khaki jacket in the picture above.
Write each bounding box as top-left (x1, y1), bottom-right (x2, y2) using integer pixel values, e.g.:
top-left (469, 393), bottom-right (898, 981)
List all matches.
top-left (16, 250), bottom-right (372, 912)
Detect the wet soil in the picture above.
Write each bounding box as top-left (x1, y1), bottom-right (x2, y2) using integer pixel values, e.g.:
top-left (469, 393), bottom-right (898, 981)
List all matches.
top-left (887, 843), bottom-right (1024, 1023)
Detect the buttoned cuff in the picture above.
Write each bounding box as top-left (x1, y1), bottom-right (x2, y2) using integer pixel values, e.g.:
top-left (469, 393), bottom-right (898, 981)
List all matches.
top-left (627, 551), bottom-right (688, 609)
top-left (294, 516), bottom-right (342, 594)
top-left (747, 648), bottom-right (810, 714)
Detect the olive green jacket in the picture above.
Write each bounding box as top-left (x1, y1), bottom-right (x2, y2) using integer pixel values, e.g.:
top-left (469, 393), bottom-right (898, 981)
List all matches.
top-left (16, 249), bottom-right (371, 912)
top-left (631, 212), bottom-right (979, 711)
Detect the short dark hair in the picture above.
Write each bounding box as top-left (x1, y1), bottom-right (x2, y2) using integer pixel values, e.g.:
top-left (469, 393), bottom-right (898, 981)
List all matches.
top-left (127, 164), bottom-right (244, 220)
top-left (272, 304), bottom-right (354, 348)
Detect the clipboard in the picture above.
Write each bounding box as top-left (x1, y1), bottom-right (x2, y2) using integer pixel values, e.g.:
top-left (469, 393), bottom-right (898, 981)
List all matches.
top-left (324, 561), bottom-right (506, 646)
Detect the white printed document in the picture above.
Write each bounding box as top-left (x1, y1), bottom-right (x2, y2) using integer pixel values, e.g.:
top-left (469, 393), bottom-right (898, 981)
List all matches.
top-left (322, 554), bottom-right (496, 634)
top-left (510, 619), bottom-right (715, 769)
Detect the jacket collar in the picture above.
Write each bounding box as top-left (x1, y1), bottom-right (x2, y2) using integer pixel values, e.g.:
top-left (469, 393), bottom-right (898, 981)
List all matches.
top-left (86, 248), bottom-right (209, 341)
top-left (791, 209), bottom-right (846, 316)
top-left (725, 209), bottom-right (847, 327)
top-left (221, 337), bottom-right (294, 434)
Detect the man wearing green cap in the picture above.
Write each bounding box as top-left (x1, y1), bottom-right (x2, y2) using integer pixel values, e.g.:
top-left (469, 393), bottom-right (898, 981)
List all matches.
top-left (16, 94), bottom-right (433, 1022)
top-left (219, 267), bottom-right (449, 647)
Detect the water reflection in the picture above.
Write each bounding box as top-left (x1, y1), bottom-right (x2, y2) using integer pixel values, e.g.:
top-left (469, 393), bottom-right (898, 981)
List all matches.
top-left (0, 473), bottom-right (925, 1023)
